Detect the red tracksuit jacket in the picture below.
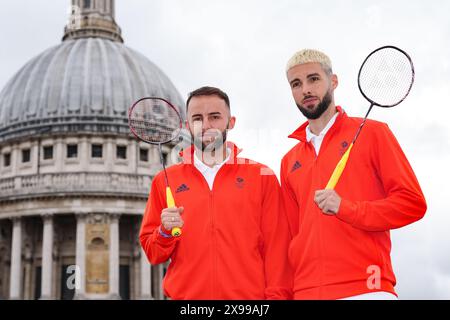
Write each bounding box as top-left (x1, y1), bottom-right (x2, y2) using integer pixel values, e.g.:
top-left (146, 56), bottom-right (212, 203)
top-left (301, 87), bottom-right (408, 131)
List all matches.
top-left (140, 142), bottom-right (292, 299)
top-left (281, 106), bottom-right (427, 299)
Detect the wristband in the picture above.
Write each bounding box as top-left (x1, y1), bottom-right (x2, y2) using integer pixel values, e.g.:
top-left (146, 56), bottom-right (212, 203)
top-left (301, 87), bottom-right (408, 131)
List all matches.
top-left (158, 226), bottom-right (172, 238)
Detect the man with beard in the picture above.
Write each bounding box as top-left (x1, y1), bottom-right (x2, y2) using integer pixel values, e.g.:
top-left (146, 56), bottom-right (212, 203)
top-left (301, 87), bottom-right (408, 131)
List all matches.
top-left (281, 49), bottom-right (426, 300)
top-left (140, 86), bottom-right (292, 299)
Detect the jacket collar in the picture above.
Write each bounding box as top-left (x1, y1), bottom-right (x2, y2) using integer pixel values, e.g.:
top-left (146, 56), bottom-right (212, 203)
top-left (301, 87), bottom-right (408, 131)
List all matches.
top-left (179, 141), bottom-right (242, 165)
top-left (288, 106), bottom-right (346, 142)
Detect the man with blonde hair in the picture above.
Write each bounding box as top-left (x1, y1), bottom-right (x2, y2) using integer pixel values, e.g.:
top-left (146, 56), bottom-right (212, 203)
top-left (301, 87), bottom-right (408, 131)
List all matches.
top-left (280, 49), bottom-right (427, 300)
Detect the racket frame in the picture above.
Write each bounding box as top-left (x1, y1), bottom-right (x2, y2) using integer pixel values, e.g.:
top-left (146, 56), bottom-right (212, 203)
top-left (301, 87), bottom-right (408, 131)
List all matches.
top-left (357, 45), bottom-right (415, 108)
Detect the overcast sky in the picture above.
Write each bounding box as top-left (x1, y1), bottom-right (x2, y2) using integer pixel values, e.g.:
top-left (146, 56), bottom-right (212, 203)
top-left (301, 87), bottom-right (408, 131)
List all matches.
top-left (0, 0), bottom-right (449, 299)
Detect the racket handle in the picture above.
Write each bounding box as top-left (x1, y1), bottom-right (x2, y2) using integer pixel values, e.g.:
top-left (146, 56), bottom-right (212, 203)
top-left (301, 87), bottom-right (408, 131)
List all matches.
top-left (325, 143), bottom-right (354, 190)
top-left (166, 187), bottom-right (182, 237)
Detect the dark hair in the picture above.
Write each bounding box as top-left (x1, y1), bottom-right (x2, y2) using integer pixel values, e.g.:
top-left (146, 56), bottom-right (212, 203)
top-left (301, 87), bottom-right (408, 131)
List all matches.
top-left (186, 86), bottom-right (230, 111)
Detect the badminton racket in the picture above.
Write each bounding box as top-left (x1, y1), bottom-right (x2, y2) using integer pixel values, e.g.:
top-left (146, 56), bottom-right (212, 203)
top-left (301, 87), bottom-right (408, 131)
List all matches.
top-left (129, 97), bottom-right (183, 236)
top-left (326, 45), bottom-right (415, 189)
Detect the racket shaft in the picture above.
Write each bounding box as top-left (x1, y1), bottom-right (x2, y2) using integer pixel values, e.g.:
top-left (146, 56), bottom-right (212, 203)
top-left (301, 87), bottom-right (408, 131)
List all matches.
top-left (166, 187), bottom-right (182, 237)
top-left (325, 143), bottom-right (354, 189)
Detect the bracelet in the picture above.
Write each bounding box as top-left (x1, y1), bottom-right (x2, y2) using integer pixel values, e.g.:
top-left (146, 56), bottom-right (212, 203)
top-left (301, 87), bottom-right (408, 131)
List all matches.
top-left (158, 226), bottom-right (172, 238)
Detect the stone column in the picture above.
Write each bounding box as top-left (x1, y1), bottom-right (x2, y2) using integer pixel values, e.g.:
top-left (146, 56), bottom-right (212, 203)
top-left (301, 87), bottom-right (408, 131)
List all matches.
top-left (9, 217), bottom-right (22, 299)
top-left (80, 137), bottom-right (88, 171)
top-left (139, 247), bottom-right (153, 300)
top-left (108, 213), bottom-right (120, 299)
top-left (55, 138), bottom-right (64, 171)
top-left (22, 245), bottom-right (33, 300)
top-left (153, 263), bottom-right (166, 300)
top-left (105, 138), bottom-right (114, 171)
top-left (40, 214), bottom-right (54, 299)
top-left (74, 212), bottom-right (87, 299)
top-left (130, 140), bottom-right (137, 174)
top-left (31, 140), bottom-right (39, 173)
top-left (11, 145), bottom-right (19, 176)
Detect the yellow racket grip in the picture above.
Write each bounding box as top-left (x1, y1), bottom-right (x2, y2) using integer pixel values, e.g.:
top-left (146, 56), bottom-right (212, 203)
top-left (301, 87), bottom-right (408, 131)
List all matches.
top-left (166, 187), bottom-right (182, 237)
top-left (325, 143), bottom-right (354, 190)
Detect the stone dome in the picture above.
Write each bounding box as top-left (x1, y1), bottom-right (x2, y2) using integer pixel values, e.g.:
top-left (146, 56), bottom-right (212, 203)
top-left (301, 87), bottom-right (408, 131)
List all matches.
top-left (0, 38), bottom-right (185, 142)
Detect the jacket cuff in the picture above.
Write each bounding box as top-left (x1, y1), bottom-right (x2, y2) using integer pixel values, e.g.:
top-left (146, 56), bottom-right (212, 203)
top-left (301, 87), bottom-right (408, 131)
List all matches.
top-left (156, 225), bottom-right (176, 243)
top-left (336, 199), bottom-right (358, 226)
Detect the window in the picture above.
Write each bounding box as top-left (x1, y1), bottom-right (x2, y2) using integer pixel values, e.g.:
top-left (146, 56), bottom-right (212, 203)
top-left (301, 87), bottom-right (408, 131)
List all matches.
top-left (43, 146), bottom-right (53, 160)
top-left (83, 0), bottom-right (91, 9)
top-left (67, 144), bottom-right (78, 158)
top-left (22, 149), bottom-right (31, 163)
top-left (3, 153), bottom-right (11, 167)
top-left (91, 144), bottom-right (103, 158)
top-left (116, 146), bottom-right (127, 159)
top-left (139, 148), bottom-right (148, 162)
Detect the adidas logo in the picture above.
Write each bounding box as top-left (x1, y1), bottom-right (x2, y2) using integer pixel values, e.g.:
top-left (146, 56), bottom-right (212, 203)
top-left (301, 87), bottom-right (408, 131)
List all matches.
top-left (175, 183), bottom-right (190, 193)
top-left (235, 177), bottom-right (245, 189)
top-left (291, 160), bottom-right (302, 172)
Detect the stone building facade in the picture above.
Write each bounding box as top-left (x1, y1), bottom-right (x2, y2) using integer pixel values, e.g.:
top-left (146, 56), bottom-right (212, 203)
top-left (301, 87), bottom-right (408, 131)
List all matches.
top-left (0, 0), bottom-right (185, 299)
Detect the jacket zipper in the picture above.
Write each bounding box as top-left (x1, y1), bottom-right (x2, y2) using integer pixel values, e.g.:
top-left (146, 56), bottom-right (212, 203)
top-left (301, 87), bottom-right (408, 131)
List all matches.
top-left (190, 164), bottom-right (230, 298)
top-left (308, 140), bottom-right (324, 298)
top-left (210, 165), bottom-right (226, 299)
top-left (209, 190), bottom-right (215, 299)
top-left (189, 166), bottom-right (216, 298)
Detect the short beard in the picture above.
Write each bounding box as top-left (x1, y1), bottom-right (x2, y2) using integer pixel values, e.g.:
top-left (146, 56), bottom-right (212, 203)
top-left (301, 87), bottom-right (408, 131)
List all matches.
top-left (191, 127), bottom-right (228, 152)
top-left (296, 89), bottom-right (332, 120)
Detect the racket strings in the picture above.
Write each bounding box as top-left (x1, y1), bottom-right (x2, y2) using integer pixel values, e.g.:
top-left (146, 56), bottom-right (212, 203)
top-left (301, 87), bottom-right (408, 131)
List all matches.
top-left (129, 99), bottom-right (181, 144)
top-left (359, 48), bottom-right (414, 107)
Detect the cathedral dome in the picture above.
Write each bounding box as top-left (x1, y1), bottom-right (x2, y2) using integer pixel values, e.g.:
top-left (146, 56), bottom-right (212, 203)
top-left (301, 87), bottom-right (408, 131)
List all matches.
top-left (0, 5), bottom-right (184, 142)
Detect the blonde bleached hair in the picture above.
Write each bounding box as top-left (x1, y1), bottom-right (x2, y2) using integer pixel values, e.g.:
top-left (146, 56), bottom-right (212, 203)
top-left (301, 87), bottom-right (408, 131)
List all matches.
top-left (286, 49), bottom-right (333, 74)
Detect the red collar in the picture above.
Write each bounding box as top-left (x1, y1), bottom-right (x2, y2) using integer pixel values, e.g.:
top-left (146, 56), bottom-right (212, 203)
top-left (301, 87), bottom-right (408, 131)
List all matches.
top-left (288, 106), bottom-right (346, 142)
top-left (179, 141), bottom-right (242, 165)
